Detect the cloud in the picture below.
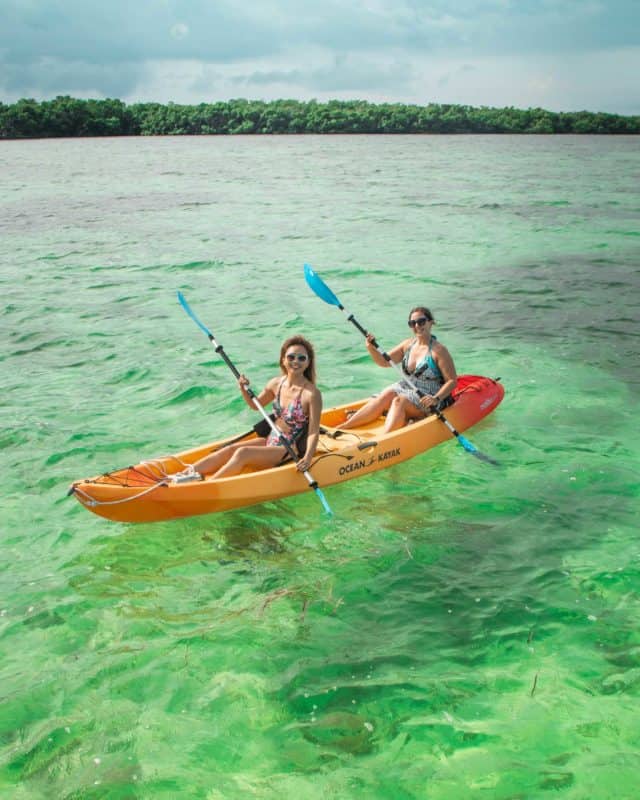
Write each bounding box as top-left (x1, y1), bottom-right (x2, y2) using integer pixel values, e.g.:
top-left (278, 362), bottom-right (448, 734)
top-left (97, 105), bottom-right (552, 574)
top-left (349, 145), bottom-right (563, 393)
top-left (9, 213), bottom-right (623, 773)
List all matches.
top-left (1, 57), bottom-right (144, 100)
top-left (238, 53), bottom-right (414, 94)
top-left (1, 0), bottom-right (279, 65)
top-left (170, 23), bottom-right (190, 41)
top-left (437, 64), bottom-right (476, 90)
top-left (0, 0), bottom-right (638, 112)
top-left (112, 46), bottom-right (639, 115)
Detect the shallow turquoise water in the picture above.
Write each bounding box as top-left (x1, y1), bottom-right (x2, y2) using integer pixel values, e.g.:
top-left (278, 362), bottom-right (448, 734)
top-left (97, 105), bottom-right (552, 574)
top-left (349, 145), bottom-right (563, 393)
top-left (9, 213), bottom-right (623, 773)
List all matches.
top-left (1, 134), bottom-right (639, 798)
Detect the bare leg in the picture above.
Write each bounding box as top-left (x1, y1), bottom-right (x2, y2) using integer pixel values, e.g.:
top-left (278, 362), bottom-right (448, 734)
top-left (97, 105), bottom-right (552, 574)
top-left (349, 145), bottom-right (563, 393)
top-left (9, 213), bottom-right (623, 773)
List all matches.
top-left (384, 396), bottom-right (426, 432)
top-left (340, 388), bottom-right (396, 429)
top-left (192, 437), bottom-right (267, 476)
top-left (213, 444), bottom-right (287, 479)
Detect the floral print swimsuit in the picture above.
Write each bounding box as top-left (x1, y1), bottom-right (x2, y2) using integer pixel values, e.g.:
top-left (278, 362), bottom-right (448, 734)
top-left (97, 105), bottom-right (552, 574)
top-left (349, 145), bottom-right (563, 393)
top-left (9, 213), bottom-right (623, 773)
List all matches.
top-left (266, 379), bottom-right (309, 453)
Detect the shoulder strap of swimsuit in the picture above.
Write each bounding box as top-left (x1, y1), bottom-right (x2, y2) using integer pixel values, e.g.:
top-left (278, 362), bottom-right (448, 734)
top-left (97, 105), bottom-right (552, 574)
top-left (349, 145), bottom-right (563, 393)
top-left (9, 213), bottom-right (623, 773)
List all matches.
top-left (414, 335), bottom-right (439, 378)
top-left (273, 377), bottom-right (286, 412)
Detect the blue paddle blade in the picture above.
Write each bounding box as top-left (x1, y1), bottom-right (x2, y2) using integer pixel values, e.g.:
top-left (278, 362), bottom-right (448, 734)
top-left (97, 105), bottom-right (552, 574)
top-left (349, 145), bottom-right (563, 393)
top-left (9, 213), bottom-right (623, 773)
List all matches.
top-left (177, 291), bottom-right (213, 339)
top-left (315, 487), bottom-right (333, 516)
top-left (303, 264), bottom-right (343, 308)
top-left (457, 433), bottom-right (500, 466)
top-left (456, 433), bottom-right (477, 453)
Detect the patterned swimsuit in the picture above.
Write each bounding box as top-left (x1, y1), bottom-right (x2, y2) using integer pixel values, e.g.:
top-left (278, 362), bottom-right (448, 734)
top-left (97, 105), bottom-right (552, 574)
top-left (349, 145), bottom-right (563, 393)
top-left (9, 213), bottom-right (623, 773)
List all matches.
top-left (266, 379), bottom-right (309, 454)
top-left (390, 335), bottom-right (453, 411)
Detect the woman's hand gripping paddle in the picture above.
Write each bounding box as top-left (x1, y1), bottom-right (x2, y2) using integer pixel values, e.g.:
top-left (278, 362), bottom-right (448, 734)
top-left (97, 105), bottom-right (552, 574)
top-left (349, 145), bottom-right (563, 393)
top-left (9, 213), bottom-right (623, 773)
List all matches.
top-left (177, 291), bottom-right (333, 514)
top-left (303, 264), bottom-right (499, 466)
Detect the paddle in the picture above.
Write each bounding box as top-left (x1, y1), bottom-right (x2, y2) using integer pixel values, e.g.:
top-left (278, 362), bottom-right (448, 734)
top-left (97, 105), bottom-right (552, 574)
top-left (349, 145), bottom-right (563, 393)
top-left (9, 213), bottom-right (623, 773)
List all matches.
top-left (303, 264), bottom-right (499, 465)
top-left (177, 291), bottom-right (333, 514)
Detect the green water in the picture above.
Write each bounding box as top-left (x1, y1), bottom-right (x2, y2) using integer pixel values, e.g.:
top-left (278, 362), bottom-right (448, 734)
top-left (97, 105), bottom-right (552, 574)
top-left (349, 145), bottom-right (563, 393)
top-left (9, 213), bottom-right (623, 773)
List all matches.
top-left (1, 135), bottom-right (639, 798)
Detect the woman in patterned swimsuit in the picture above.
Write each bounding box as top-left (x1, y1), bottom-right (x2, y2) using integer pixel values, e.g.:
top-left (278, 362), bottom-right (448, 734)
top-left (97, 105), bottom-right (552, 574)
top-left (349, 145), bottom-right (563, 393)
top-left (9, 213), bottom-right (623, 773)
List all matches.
top-left (182, 336), bottom-right (322, 480)
top-left (338, 306), bottom-right (458, 433)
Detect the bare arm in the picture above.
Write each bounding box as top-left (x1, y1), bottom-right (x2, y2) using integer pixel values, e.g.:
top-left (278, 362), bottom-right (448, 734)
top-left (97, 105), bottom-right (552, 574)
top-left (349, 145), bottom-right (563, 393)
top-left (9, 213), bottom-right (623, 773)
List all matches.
top-left (433, 344), bottom-right (458, 402)
top-left (237, 375), bottom-right (276, 409)
top-left (365, 333), bottom-right (409, 367)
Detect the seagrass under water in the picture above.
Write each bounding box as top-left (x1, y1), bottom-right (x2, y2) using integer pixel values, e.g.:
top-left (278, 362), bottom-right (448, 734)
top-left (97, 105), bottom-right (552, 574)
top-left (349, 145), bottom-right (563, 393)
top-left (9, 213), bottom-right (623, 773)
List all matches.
top-left (0, 134), bottom-right (639, 798)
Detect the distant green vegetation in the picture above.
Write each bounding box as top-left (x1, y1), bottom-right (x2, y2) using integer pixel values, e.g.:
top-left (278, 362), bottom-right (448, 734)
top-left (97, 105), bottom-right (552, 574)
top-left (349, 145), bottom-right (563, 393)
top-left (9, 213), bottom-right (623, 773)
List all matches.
top-left (1, 96), bottom-right (638, 138)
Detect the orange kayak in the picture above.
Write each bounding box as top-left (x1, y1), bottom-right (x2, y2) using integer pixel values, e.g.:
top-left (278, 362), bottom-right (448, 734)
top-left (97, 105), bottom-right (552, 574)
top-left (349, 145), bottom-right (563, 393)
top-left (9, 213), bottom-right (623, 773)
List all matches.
top-left (69, 374), bottom-right (504, 523)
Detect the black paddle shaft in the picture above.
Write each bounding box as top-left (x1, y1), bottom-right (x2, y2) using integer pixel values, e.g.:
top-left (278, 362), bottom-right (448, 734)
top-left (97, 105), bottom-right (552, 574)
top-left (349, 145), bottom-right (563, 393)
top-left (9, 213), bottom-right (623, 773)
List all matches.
top-left (211, 338), bottom-right (256, 392)
top-left (210, 338), bottom-right (308, 470)
top-left (346, 313), bottom-right (382, 351)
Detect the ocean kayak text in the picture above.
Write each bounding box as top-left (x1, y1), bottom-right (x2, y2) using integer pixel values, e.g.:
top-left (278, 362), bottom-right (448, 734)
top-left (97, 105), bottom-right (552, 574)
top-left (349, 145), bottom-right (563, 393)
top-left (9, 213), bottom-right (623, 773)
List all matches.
top-left (338, 448), bottom-right (400, 476)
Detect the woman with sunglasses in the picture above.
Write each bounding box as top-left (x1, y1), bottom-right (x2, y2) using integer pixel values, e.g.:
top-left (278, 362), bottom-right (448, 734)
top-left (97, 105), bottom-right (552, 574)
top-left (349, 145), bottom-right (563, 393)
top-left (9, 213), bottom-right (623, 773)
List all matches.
top-left (338, 306), bottom-right (457, 433)
top-left (175, 336), bottom-right (322, 480)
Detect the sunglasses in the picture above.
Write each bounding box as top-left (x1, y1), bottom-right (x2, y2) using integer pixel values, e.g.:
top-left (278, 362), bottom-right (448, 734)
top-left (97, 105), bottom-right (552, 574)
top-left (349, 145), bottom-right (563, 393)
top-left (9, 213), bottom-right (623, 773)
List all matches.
top-left (408, 317), bottom-right (431, 328)
top-left (285, 353), bottom-right (309, 363)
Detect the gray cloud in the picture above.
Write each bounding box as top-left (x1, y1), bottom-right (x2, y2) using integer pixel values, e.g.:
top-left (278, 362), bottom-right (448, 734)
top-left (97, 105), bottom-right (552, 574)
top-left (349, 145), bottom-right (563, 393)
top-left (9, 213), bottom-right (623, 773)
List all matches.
top-left (1, 0), bottom-right (279, 65)
top-left (237, 54), bottom-right (414, 93)
top-left (1, 0), bottom-right (638, 112)
top-left (437, 63), bottom-right (476, 90)
top-left (4, 0), bottom-right (638, 65)
top-left (1, 58), bottom-right (144, 99)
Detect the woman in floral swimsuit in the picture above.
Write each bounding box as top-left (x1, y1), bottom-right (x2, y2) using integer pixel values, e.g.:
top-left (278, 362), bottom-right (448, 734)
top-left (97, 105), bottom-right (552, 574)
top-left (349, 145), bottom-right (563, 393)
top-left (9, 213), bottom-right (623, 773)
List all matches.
top-left (178, 336), bottom-right (322, 480)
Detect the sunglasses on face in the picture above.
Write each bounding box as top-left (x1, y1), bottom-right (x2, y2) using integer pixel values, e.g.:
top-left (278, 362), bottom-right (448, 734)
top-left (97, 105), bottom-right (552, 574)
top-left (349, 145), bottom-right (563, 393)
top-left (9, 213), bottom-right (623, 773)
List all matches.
top-left (408, 317), bottom-right (431, 328)
top-left (285, 353), bottom-right (309, 362)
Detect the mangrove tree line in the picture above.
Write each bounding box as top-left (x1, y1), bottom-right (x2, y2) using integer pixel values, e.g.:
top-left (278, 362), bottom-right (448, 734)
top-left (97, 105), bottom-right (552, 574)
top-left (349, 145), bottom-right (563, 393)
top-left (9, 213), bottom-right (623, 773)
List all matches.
top-left (1, 96), bottom-right (638, 138)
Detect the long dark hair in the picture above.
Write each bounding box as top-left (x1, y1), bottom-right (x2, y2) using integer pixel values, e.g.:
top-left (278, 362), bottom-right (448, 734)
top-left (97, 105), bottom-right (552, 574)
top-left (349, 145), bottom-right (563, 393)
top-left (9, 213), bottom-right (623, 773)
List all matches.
top-left (279, 336), bottom-right (316, 383)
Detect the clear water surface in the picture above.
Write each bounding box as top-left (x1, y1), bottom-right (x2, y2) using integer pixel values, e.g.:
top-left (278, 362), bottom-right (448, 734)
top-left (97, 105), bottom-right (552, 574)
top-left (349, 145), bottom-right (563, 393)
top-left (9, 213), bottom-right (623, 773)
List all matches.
top-left (0, 134), bottom-right (639, 798)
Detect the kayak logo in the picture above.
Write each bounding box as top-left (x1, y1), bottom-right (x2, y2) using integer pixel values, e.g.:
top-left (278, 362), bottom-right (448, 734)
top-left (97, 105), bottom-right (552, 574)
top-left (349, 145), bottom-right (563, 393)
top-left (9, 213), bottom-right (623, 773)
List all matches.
top-left (337, 447), bottom-right (401, 476)
top-left (339, 456), bottom-right (374, 476)
top-left (480, 395), bottom-right (497, 410)
top-left (378, 447), bottom-right (400, 462)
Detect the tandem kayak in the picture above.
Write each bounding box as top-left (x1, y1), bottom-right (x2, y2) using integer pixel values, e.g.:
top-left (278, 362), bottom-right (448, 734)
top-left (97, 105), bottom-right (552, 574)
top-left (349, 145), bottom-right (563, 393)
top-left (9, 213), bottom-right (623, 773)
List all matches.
top-left (69, 374), bottom-right (503, 523)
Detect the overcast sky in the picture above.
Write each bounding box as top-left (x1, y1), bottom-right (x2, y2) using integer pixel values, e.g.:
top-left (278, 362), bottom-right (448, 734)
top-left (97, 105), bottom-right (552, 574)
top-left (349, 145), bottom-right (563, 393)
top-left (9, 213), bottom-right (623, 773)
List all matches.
top-left (2, 0), bottom-right (638, 113)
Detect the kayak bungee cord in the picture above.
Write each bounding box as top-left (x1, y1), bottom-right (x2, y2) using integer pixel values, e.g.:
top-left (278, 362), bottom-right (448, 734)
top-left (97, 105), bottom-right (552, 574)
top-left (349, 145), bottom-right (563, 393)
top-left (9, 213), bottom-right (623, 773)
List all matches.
top-left (303, 263), bottom-right (499, 466)
top-left (177, 291), bottom-right (333, 516)
top-left (72, 481), bottom-right (167, 507)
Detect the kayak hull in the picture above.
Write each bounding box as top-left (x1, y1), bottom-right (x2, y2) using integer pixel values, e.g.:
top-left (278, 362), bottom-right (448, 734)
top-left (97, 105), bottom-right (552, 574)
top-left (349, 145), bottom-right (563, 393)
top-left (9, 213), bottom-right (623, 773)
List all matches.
top-left (70, 375), bottom-right (503, 523)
